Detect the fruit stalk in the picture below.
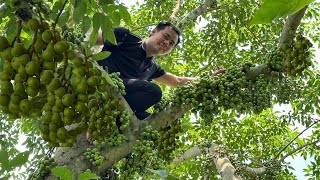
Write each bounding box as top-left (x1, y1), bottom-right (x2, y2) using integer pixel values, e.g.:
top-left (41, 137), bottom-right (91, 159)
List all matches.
top-left (28, 30), bottom-right (38, 54)
top-left (54, 0), bottom-right (69, 28)
top-left (61, 55), bottom-right (69, 87)
top-left (11, 20), bottom-right (23, 46)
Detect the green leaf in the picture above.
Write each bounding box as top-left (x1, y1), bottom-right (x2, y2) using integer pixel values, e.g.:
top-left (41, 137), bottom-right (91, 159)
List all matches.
top-left (110, 10), bottom-right (121, 27)
top-left (98, 0), bottom-right (114, 5)
top-left (250, 0), bottom-right (315, 25)
top-left (8, 151), bottom-right (29, 170)
top-left (92, 51), bottom-right (111, 61)
top-left (0, 150), bottom-right (9, 172)
top-left (73, 0), bottom-right (87, 24)
top-left (52, 0), bottom-right (64, 14)
top-left (58, 11), bottom-right (70, 27)
top-left (101, 15), bottom-right (116, 45)
top-left (6, 15), bottom-right (17, 42)
top-left (93, 12), bottom-right (104, 31)
top-left (78, 169), bottom-right (100, 180)
top-left (82, 16), bottom-right (91, 34)
top-left (51, 166), bottom-right (73, 180)
top-left (118, 5), bottom-right (131, 25)
top-left (89, 29), bottom-right (98, 47)
top-left (84, 0), bottom-right (97, 9)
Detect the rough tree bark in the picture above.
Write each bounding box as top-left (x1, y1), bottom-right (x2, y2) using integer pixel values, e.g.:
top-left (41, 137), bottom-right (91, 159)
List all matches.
top-left (49, 2), bottom-right (308, 179)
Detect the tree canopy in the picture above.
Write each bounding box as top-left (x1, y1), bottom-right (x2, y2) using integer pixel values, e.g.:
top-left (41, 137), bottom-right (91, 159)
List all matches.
top-left (0, 0), bottom-right (320, 179)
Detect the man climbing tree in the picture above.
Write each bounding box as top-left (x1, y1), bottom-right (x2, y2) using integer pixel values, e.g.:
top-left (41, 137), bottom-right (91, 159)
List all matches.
top-left (92, 21), bottom-right (224, 120)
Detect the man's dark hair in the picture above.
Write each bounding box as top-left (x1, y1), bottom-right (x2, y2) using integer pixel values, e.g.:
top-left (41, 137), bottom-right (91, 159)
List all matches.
top-left (155, 21), bottom-right (181, 47)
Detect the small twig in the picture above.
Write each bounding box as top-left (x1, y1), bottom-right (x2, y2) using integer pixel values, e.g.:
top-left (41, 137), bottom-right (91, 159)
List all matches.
top-left (61, 55), bottom-right (69, 86)
top-left (68, 66), bottom-right (74, 82)
top-left (54, 0), bottom-right (69, 28)
top-left (279, 139), bottom-right (320, 163)
top-left (66, 66), bottom-right (74, 93)
top-left (36, 7), bottom-right (44, 30)
top-left (28, 30), bottom-right (38, 54)
top-left (11, 20), bottom-right (23, 46)
top-left (274, 118), bottom-right (319, 160)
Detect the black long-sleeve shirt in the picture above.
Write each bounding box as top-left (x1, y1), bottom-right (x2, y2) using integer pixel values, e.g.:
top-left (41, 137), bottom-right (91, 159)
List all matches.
top-left (97, 27), bottom-right (165, 81)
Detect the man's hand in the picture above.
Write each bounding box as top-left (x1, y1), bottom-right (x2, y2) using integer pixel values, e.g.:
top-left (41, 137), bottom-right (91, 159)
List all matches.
top-left (211, 67), bottom-right (225, 77)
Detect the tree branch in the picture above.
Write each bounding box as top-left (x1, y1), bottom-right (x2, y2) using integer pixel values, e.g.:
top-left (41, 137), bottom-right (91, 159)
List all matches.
top-left (244, 166), bottom-right (267, 176)
top-left (140, 104), bottom-right (191, 130)
top-left (173, 145), bottom-right (204, 164)
top-left (279, 139), bottom-right (320, 163)
top-left (214, 157), bottom-right (241, 180)
top-left (176, 0), bottom-right (217, 29)
top-left (278, 6), bottom-right (308, 47)
top-left (170, 0), bottom-right (183, 21)
top-left (204, 161), bottom-right (214, 180)
top-left (274, 119), bottom-right (319, 160)
top-left (173, 143), bottom-right (241, 180)
top-left (54, 0), bottom-right (69, 28)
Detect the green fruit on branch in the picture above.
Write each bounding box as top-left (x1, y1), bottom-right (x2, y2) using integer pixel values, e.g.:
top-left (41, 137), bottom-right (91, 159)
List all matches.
top-left (54, 41), bottom-right (69, 55)
top-left (34, 32), bottom-right (45, 53)
top-left (41, 43), bottom-right (54, 61)
top-left (1, 47), bottom-right (13, 61)
top-left (62, 94), bottom-right (74, 106)
top-left (13, 82), bottom-right (25, 95)
top-left (11, 43), bottom-right (26, 57)
top-left (27, 18), bottom-right (40, 32)
top-left (42, 30), bottom-right (54, 43)
top-left (0, 94), bottom-right (10, 107)
top-left (42, 61), bottom-right (56, 71)
top-left (40, 70), bottom-right (54, 85)
top-left (25, 61), bottom-right (40, 75)
top-left (0, 36), bottom-right (10, 52)
top-left (19, 99), bottom-right (32, 113)
top-left (1, 81), bottom-right (13, 95)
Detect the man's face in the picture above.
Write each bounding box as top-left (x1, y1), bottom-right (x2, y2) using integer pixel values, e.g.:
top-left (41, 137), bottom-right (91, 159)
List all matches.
top-left (147, 26), bottom-right (179, 56)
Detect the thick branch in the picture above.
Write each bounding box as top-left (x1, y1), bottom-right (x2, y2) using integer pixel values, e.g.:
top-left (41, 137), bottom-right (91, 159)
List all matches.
top-left (140, 104), bottom-right (191, 130)
top-left (278, 6), bottom-right (308, 47)
top-left (177, 0), bottom-right (217, 29)
top-left (173, 143), bottom-right (241, 180)
top-left (214, 157), bottom-right (241, 180)
top-left (245, 64), bottom-right (271, 81)
top-left (244, 166), bottom-right (267, 176)
top-left (173, 145), bottom-right (204, 164)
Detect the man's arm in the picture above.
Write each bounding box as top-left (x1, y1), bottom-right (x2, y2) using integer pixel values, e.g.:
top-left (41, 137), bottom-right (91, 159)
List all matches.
top-left (154, 68), bottom-right (225, 88)
top-left (154, 72), bottom-right (197, 88)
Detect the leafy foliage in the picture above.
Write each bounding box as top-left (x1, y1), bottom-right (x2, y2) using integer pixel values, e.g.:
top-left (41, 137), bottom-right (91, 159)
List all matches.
top-left (250, 0), bottom-right (315, 24)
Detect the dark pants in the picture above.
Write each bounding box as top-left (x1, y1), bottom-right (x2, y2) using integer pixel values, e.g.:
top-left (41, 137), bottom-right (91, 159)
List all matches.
top-left (122, 79), bottom-right (162, 120)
